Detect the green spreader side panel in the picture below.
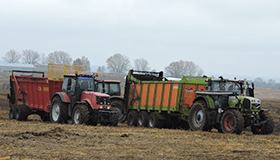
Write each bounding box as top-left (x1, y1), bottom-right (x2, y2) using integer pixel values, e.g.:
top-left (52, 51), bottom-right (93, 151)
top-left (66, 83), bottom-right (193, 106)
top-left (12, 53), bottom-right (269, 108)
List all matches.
top-left (127, 72), bottom-right (211, 114)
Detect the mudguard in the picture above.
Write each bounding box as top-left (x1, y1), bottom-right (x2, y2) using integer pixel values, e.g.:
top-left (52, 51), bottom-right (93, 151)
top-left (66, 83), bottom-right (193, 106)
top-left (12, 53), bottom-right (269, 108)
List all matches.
top-left (193, 95), bottom-right (215, 109)
top-left (52, 92), bottom-right (71, 103)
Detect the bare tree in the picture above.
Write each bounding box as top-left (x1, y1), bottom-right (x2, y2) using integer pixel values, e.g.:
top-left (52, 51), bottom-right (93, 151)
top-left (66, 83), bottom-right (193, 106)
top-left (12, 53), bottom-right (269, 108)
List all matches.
top-left (41, 53), bottom-right (48, 65)
top-left (97, 66), bottom-right (106, 73)
top-left (22, 50), bottom-right (40, 64)
top-left (73, 58), bottom-right (83, 66)
top-left (2, 49), bottom-right (21, 63)
top-left (106, 53), bottom-right (131, 74)
top-left (81, 56), bottom-right (91, 72)
top-left (47, 51), bottom-right (72, 64)
top-left (165, 60), bottom-right (204, 78)
top-left (134, 58), bottom-right (150, 71)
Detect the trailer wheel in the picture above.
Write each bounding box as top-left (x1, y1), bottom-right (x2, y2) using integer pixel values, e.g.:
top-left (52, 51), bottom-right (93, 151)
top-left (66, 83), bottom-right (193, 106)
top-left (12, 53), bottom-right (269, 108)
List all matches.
top-left (148, 112), bottom-right (162, 128)
top-left (188, 101), bottom-right (211, 131)
top-left (220, 110), bottom-right (244, 134)
top-left (9, 105), bottom-right (16, 119)
top-left (50, 96), bottom-right (68, 124)
top-left (127, 110), bottom-right (138, 126)
top-left (111, 100), bottom-right (126, 123)
top-left (251, 112), bottom-right (274, 134)
top-left (72, 104), bottom-right (90, 125)
top-left (137, 111), bottom-right (149, 127)
top-left (15, 105), bottom-right (29, 121)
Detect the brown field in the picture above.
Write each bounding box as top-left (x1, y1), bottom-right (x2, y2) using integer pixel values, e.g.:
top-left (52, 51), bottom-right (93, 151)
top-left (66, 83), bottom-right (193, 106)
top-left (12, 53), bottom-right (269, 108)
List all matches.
top-left (1, 88), bottom-right (280, 159)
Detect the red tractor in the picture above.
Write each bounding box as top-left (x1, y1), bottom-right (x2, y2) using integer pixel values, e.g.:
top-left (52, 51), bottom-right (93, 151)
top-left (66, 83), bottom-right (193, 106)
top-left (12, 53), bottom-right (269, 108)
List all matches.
top-left (8, 70), bottom-right (118, 126)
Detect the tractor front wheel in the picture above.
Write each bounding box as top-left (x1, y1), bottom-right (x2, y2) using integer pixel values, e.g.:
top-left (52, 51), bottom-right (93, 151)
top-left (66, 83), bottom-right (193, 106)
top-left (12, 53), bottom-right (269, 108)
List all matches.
top-left (220, 110), bottom-right (244, 134)
top-left (188, 101), bottom-right (211, 131)
top-left (251, 112), bottom-right (274, 134)
top-left (50, 96), bottom-right (68, 124)
top-left (109, 107), bottom-right (119, 126)
top-left (72, 104), bottom-right (91, 125)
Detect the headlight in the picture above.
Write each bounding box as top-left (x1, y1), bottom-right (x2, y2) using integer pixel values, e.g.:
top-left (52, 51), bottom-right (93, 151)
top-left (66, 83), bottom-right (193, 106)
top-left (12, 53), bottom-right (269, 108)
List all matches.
top-left (107, 106), bottom-right (111, 109)
top-left (252, 104), bottom-right (260, 110)
top-left (100, 105), bottom-right (104, 109)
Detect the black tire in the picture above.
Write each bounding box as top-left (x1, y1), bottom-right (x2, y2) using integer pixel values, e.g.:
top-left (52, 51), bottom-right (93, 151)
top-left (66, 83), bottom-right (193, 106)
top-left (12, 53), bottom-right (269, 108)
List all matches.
top-left (251, 112), bottom-right (274, 134)
top-left (15, 105), bottom-right (29, 121)
top-left (72, 104), bottom-right (91, 125)
top-left (188, 101), bottom-right (211, 131)
top-left (220, 110), bottom-right (244, 134)
top-left (49, 96), bottom-right (68, 124)
top-left (148, 112), bottom-right (162, 128)
top-left (109, 107), bottom-right (119, 126)
top-left (137, 111), bottom-right (149, 127)
top-left (179, 120), bottom-right (190, 130)
top-left (39, 112), bottom-right (50, 122)
top-left (127, 110), bottom-right (138, 126)
top-left (9, 105), bottom-right (16, 119)
top-left (111, 100), bottom-right (126, 123)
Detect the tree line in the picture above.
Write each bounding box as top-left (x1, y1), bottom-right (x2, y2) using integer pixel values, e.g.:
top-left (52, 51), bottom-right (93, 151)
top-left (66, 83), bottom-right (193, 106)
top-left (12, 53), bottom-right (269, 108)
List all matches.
top-left (1, 49), bottom-right (91, 71)
top-left (99, 53), bottom-right (204, 78)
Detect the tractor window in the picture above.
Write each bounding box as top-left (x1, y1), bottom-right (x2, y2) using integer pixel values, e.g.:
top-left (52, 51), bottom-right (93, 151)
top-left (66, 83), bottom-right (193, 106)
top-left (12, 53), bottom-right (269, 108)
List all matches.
top-left (108, 83), bottom-right (120, 96)
top-left (78, 77), bottom-right (95, 91)
top-left (225, 83), bottom-right (241, 95)
top-left (70, 78), bottom-right (76, 92)
top-left (62, 77), bottom-right (69, 92)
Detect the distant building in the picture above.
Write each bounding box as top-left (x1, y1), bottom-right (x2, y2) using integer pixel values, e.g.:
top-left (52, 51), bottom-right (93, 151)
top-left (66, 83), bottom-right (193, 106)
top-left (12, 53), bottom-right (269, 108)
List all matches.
top-left (0, 63), bottom-right (36, 72)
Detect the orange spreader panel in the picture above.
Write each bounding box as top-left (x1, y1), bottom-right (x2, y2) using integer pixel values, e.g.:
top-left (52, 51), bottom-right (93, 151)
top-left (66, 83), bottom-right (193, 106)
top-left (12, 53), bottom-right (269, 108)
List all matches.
top-left (141, 84), bottom-right (149, 106)
top-left (162, 84), bottom-right (171, 107)
top-left (170, 84), bottom-right (179, 107)
top-left (147, 84), bottom-right (156, 106)
top-left (155, 84), bottom-right (163, 107)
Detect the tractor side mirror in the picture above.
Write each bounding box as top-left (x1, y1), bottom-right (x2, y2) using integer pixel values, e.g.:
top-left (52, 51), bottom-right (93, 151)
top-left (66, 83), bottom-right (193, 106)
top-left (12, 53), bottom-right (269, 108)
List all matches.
top-left (207, 79), bottom-right (212, 86)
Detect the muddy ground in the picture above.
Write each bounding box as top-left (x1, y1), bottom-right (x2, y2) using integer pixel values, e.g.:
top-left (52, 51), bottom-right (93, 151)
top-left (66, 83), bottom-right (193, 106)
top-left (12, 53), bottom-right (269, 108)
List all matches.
top-left (1, 88), bottom-right (280, 159)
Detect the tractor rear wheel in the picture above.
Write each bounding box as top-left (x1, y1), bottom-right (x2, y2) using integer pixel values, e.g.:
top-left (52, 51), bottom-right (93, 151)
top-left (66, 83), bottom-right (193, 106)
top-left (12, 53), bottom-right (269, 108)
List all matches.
top-left (251, 112), bottom-right (274, 134)
top-left (137, 111), bottom-right (149, 127)
top-left (188, 101), bottom-right (211, 131)
top-left (9, 105), bottom-right (16, 119)
top-left (127, 110), bottom-right (138, 126)
top-left (148, 112), bottom-right (162, 128)
top-left (15, 105), bottom-right (29, 121)
top-left (50, 96), bottom-right (68, 124)
top-left (72, 104), bottom-right (91, 125)
top-left (111, 100), bottom-right (126, 123)
top-left (220, 110), bottom-right (244, 134)
top-left (109, 107), bottom-right (119, 126)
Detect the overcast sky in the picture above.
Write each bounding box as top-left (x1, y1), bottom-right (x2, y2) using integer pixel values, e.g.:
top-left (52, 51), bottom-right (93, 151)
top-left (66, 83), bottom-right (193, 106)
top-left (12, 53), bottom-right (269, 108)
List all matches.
top-left (0, 0), bottom-right (279, 80)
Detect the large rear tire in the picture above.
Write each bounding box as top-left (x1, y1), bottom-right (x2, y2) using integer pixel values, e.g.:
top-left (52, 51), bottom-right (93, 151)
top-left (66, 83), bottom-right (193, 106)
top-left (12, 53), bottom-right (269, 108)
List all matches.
top-left (72, 104), bottom-right (91, 125)
top-left (109, 107), bottom-right (119, 126)
top-left (251, 112), bottom-right (274, 134)
top-left (50, 96), bottom-right (68, 124)
top-left (127, 110), bottom-right (138, 126)
top-left (15, 105), bottom-right (29, 121)
top-left (220, 110), bottom-right (244, 134)
top-left (137, 111), bottom-right (149, 127)
top-left (188, 101), bottom-right (211, 131)
top-left (111, 100), bottom-right (126, 123)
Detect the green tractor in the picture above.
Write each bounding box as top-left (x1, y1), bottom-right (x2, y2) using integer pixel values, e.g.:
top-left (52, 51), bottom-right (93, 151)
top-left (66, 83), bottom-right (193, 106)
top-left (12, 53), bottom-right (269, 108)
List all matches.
top-left (188, 77), bottom-right (274, 134)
